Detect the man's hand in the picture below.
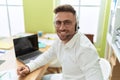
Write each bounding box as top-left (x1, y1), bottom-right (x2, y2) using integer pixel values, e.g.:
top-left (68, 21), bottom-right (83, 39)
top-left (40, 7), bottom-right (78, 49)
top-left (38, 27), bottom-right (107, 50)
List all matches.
top-left (17, 65), bottom-right (30, 77)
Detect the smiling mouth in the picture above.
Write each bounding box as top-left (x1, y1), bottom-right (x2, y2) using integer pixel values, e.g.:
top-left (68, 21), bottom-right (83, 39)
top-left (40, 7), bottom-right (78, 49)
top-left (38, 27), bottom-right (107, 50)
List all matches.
top-left (60, 31), bottom-right (66, 34)
top-left (59, 31), bottom-right (67, 35)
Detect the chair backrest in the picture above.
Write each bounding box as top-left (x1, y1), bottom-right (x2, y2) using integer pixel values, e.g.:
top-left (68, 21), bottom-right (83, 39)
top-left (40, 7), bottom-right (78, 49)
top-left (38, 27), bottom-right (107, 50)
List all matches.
top-left (99, 58), bottom-right (111, 80)
top-left (85, 34), bottom-right (94, 44)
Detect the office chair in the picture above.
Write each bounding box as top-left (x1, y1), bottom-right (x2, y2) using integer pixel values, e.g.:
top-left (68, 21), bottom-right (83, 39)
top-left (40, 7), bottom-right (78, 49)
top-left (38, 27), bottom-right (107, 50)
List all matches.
top-left (45, 58), bottom-right (62, 74)
top-left (85, 34), bottom-right (94, 44)
top-left (85, 34), bottom-right (111, 79)
top-left (99, 58), bottom-right (111, 80)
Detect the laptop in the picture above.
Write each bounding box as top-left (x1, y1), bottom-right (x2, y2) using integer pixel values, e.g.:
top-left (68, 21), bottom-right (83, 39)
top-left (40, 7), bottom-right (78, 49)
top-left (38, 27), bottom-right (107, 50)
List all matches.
top-left (13, 34), bottom-right (42, 64)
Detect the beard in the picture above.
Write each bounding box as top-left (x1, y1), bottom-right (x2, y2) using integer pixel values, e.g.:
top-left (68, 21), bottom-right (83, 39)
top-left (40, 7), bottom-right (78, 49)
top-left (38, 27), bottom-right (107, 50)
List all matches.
top-left (57, 30), bottom-right (75, 42)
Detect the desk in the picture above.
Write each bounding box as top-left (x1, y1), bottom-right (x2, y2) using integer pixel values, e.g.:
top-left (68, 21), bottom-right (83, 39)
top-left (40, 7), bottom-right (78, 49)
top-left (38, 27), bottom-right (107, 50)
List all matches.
top-left (0, 48), bottom-right (49, 80)
top-left (18, 61), bottom-right (48, 80)
top-left (0, 38), bottom-right (49, 80)
top-left (0, 48), bottom-right (17, 71)
top-left (18, 47), bottom-right (50, 80)
top-left (0, 33), bottom-right (59, 80)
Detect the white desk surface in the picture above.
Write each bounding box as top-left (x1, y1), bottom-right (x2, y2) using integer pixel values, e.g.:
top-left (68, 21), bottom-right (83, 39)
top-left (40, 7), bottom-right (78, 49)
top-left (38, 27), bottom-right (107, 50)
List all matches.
top-left (0, 48), bottom-right (17, 71)
top-left (0, 48), bottom-right (18, 80)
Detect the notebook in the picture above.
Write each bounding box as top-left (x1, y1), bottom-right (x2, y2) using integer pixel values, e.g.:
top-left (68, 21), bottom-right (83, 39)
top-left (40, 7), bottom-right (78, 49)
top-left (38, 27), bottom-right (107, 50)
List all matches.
top-left (13, 34), bottom-right (42, 64)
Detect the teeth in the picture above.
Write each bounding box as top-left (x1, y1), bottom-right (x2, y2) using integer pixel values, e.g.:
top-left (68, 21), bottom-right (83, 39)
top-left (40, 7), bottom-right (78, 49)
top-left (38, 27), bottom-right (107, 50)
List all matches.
top-left (61, 31), bottom-right (66, 33)
top-left (60, 32), bottom-right (66, 34)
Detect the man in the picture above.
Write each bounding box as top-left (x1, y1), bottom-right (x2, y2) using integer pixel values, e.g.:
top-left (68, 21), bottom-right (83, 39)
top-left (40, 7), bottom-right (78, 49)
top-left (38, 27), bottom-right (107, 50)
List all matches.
top-left (17, 4), bottom-right (104, 80)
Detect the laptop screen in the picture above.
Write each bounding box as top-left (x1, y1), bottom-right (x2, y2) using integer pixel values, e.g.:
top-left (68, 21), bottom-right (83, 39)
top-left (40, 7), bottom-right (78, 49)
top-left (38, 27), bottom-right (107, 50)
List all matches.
top-left (13, 34), bottom-right (38, 57)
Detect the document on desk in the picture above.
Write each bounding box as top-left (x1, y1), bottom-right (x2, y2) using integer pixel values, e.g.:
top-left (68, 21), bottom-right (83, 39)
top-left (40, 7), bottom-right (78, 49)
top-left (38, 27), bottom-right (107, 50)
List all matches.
top-left (0, 49), bottom-right (8, 57)
top-left (0, 38), bottom-right (13, 50)
top-left (39, 38), bottom-right (55, 46)
top-left (38, 34), bottom-right (58, 47)
top-left (44, 33), bottom-right (58, 39)
top-left (0, 69), bottom-right (18, 80)
top-left (0, 50), bottom-right (6, 57)
top-left (0, 60), bottom-right (5, 65)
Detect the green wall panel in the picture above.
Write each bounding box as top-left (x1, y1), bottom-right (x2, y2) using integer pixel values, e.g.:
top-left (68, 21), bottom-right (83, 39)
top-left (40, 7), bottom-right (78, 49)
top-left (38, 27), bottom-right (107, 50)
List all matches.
top-left (95, 0), bottom-right (111, 57)
top-left (99, 0), bottom-right (111, 57)
top-left (23, 0), bottom-right (55, 33)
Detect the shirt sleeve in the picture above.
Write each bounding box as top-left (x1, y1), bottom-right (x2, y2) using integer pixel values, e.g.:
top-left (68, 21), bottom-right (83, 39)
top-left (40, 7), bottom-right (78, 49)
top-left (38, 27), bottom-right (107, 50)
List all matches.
top-left (26, 40), bottom-right (57, 72)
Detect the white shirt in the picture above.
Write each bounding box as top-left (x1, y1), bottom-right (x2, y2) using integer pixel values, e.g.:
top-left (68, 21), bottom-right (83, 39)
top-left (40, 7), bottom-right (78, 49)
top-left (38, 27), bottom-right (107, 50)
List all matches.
top-left (26, 32), bottom-right (104, 80)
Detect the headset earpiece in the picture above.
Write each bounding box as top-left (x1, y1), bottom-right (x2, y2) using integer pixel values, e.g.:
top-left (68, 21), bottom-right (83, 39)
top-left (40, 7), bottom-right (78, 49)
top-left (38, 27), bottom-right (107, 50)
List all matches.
top-left (75, 16), bottom-right (79, 32)
top-left (75, 23), bottom-right (77, 32)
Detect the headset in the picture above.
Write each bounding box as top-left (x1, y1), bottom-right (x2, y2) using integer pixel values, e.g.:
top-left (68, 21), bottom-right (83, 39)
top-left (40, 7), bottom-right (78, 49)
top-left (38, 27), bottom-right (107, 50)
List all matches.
top-left (75, 16), bottom-right (79, 32)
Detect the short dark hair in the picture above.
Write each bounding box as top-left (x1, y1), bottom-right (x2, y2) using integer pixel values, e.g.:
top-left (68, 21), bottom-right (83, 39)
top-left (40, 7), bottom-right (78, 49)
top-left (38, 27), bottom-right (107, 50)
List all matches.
top-left (54, 4), bottom-right (76, 15)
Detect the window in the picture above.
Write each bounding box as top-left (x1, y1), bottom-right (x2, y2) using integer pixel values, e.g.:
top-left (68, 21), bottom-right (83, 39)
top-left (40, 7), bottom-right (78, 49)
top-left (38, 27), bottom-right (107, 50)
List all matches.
top-left (0, 0), bottom-right (25, 37)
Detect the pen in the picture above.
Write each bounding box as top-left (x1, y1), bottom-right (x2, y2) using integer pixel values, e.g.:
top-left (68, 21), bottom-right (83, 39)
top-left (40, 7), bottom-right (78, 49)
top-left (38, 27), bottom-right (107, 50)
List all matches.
top-left (0, 50), bottom-right (6, 54)
top-left (47, 37), bottom-right (55, 40)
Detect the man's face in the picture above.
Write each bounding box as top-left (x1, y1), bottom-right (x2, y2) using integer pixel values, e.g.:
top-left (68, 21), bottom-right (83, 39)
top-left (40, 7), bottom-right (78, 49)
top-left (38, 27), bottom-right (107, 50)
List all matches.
top-left (54, 12), bottom-right (76, 43)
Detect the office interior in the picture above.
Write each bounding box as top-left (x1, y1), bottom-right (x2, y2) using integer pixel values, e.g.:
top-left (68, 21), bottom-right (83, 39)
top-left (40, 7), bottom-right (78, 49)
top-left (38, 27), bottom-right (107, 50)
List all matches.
top-left (0, 0), bottom-right (120, 80)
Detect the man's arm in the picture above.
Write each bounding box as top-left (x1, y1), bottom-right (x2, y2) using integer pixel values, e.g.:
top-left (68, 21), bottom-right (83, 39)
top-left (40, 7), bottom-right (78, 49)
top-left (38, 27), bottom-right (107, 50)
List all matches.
top-left (26, 42), bottom-right (57, 72)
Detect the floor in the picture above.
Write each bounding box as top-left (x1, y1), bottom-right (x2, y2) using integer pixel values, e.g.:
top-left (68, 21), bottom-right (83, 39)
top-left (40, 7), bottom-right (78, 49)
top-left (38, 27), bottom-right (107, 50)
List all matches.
top-left (111, 59), bottom-right (120, 80)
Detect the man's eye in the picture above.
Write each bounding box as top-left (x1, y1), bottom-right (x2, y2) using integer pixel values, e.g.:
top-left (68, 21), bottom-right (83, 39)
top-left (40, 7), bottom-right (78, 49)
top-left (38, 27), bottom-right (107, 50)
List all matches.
top-left (64, 21), bottom-right (72, 25)
top-left (56, 21), bottom-right (61, 25)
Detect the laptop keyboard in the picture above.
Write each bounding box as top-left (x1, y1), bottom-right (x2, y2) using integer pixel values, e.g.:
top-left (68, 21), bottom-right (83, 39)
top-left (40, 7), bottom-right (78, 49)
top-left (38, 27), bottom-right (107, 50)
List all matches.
top-left (18, 50), bottom-right (42, 63)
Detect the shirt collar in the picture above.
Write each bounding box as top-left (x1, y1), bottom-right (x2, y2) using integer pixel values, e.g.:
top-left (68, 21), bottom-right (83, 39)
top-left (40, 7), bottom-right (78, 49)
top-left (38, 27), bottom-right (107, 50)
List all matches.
top-left (63, 32), bottom-right (79, 48)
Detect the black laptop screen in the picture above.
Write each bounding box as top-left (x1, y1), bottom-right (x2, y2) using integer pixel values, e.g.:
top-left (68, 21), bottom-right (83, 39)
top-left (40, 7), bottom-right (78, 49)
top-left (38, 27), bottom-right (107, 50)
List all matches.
top-left (13, 34), bottom-right (38, 57)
